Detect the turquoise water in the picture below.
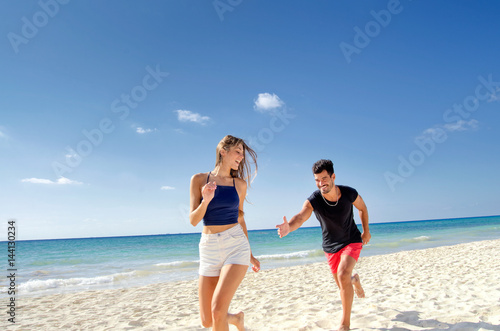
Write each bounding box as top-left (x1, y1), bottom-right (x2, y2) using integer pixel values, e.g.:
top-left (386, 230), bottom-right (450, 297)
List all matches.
top-left (1, 215), bottom-right (499, 297)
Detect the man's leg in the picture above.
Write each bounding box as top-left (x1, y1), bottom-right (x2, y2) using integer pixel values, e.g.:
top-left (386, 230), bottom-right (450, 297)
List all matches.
top-left (351, 273), bottom-right (365, 298)
top-left (334, 254), bottom-right (358, 331)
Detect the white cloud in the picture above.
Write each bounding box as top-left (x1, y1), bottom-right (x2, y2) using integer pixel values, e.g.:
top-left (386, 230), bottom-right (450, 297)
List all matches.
top-left (174, 128), bottom-right (186, 134)
top-left (161, 186), bottom-right (175, 190)
top-left (65, 151), bottom-right (78, 161)
top-left (417, 128), bottom-right (438, 141)
top-left (0, 126), bottom-right (9, 139)
top-left (175, 110), bottom-right (210, 125)
top-left (21, 177), bottom-right (83, 185)
top-left (254, 93), bottom-right (285, 112)
top-left (488, 87), bottom-right (500, 102)
top-left (417, 119), bottom-right (479, 140)
top-left (422, 128), bottom-right (440, 136)
top-left (21, 178), bottom-right (53, 184)
top-left (136, 127), bottom-right (157, 134)
top-left (443, 119), bottom-right (479, 132)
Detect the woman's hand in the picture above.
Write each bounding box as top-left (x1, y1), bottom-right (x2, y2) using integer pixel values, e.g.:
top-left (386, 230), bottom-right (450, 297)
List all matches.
top-left (201, 181), bottom-right (217, 203)
top-left (250, 254), bottom-right (260, 272)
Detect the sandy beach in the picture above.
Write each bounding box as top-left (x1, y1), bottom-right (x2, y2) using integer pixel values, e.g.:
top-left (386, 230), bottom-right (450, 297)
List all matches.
top-left (6, 239), bottom-right (500, 331)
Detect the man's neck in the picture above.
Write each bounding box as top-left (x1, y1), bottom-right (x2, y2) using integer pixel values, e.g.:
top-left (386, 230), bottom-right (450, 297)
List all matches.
top-left (322, 185), bottom-right (339, 201)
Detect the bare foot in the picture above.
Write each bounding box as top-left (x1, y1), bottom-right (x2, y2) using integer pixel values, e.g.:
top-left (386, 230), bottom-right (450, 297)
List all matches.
top-left (338, 325), bottom-right (350, 331)
top-left (351, 273), bottom-right (365, 298)
top-left (229, 311), bottom-right (244, 331)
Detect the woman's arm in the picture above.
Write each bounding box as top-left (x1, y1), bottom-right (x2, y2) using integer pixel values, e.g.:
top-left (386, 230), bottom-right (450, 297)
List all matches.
top-left (189, 174), bottom-right (215, 227)
top-left (235, 178), bottom-right (260, 272)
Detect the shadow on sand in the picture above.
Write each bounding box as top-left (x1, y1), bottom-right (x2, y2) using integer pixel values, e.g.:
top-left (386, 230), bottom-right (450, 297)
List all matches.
top-left (367, 310), bottom-right (500, 331)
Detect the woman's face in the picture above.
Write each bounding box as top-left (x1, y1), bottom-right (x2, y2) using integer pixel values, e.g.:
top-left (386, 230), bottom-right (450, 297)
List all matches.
top-left (223, 143), bottom-right (245, 171)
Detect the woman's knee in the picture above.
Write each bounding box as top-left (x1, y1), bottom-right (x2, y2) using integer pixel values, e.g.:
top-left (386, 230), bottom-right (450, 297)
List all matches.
top-left (211, 302), bottom-right (228, 324)
top-left (200, 314), bottom-right (212, 328)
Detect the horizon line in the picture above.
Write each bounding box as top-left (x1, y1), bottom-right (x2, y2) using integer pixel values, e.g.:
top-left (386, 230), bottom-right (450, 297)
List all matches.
top-left (2, 214), bottom-right (499, 243)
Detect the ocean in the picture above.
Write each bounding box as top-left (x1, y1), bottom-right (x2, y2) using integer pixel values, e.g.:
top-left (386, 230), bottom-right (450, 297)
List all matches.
top-left (1, 215), bottom-right (499, 298)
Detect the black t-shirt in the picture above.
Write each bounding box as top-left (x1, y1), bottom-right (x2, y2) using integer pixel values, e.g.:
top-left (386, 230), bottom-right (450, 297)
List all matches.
top-left (308, 185), bottom-right (362, 253)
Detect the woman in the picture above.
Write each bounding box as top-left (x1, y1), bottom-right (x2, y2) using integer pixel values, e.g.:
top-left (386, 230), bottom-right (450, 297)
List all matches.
top-left (190, 135), bottom-right (260, 331)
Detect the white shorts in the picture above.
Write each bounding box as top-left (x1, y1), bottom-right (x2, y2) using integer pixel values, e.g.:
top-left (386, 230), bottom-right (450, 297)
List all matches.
top-left (199, 224), bottom-right (251, 277)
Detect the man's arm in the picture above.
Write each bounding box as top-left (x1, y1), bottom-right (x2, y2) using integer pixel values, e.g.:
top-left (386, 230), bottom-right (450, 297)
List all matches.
top-left (353, 194), bottom-right (371, 245)
top-left (276, 200), bottom-right (314, 238)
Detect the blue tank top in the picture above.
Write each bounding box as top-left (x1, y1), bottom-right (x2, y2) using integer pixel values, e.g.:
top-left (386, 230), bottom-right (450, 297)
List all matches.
top-left (203, 172), bottom-right (239, 226)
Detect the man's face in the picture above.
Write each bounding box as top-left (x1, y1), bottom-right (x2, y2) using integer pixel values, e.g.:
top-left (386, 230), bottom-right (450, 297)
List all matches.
top-left (314, 170), bottom-right (335, 194)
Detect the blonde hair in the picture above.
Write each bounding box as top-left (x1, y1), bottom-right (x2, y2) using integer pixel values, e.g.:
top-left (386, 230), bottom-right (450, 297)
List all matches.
top-left (215, 135), bottom-right (257, 187)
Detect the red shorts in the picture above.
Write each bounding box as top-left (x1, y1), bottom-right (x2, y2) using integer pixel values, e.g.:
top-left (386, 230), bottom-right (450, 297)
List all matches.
top-left (324, 243), bottom-right (363, 274)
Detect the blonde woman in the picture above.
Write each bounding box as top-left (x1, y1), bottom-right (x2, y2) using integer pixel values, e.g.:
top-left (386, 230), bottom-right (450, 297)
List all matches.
top-left (190, 135), bottom-right (260, 331)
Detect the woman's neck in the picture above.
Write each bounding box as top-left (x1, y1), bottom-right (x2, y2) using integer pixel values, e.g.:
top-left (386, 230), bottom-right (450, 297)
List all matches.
top-left (212, 165), bottom-right (232, 178)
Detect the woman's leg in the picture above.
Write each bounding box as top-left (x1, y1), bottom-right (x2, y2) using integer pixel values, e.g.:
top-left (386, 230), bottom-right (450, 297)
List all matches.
top-left (211, 264), bottom-right (248, 331)
top-left (198, 275), bottom-right (219, 328)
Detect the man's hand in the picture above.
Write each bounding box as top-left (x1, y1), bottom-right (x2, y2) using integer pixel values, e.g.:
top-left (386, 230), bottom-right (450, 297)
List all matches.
top-left (276, 216), bottom-right (290, 238)
top-left (361, 231), bottom-right (371, 245)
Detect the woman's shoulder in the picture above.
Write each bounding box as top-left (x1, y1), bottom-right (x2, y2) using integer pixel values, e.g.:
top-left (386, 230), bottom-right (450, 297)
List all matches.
top-left (191, 172), bottom-right (210, 183)
top-left (234, 177), bottom-right (247, 189)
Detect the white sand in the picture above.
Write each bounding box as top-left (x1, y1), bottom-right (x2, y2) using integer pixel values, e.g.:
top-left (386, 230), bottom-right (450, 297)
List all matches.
top-left (5, 239), bottom-right (500, 330)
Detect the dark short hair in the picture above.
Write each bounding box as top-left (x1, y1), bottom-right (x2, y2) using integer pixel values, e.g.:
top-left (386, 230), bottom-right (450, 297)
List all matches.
top-left (312, 159), bottom-right (334, 176)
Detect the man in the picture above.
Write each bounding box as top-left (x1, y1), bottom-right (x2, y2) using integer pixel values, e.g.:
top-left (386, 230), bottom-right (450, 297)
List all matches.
top-left (276, 159), bottom-right (371, 331)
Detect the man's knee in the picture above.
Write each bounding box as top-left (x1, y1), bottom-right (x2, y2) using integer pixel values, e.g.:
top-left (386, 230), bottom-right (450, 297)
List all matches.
top-left (337, 268), bottom-right (352, 286)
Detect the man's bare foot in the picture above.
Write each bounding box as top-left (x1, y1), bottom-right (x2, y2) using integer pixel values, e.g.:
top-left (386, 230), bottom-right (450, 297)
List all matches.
top-left (229, 311), bottom-right (244, 331)
top-left (351, 273), bottom-right (365, 298)
top-left (338, 325), bottom-right (350, 331)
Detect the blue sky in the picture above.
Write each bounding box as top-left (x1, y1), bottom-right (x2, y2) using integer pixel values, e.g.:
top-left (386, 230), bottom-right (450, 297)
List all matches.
top-left (1, 1), bottom-right (499, 240)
